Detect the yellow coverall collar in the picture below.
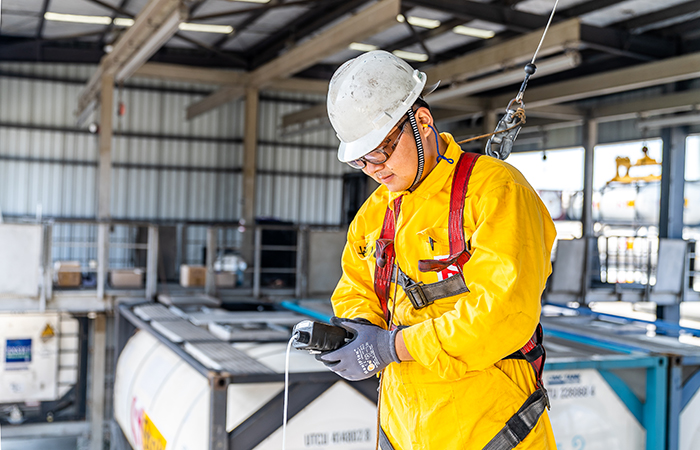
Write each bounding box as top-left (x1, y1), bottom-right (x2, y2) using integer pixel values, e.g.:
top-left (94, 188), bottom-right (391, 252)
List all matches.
top-left (386, 132), bottom-right (463, 207)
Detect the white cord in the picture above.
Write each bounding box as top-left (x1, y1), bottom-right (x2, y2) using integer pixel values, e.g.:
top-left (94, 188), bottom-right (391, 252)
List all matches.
top-left (531, 0), bottom-right (561, 65)
top-left (282, 333), bottom-right (298, 450)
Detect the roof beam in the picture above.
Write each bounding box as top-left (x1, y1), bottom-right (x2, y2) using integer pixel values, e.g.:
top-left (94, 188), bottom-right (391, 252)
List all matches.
top-left (593, 89), bottom-right (700, 122)
top-left (613, 0), bottom-right (700, 34)
top-left (248, 0), bottom-right (368, 69)
top-left (557, 0), bottom-right (629, 19)
top-left (186, 0), bottom-right (400, 119)
top-left (405, 0), bottom-right (547, 33)
top-left (36, 0), bottom-right (51, 39)
top-left (76, 0), bottom-right (186, 119)
top-left (135, 62), bottom-right (247, 84)
top-left (210, 0), bottom-right (280, 51)
top-left (488, 51), bottom-right (700, 109)
top-left (191, 0), bottom-right (328, 21)
top-left (424, 18), bottom-right (581, 86)
top-left (187, 85), bottom-right (246, 120)
top-left (135, 62), bottom-right (328, 93)
top-left (408, 0), bottom-right (672, 60)
top-left (427, 51), bottom-right (581, 103)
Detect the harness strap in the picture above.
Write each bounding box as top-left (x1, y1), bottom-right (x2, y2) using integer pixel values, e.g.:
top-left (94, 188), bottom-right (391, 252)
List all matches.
top-left (481, 389), bottom-right (548, 450)
top-left (379, 427), bottom-right (395, 450)
top-left (419, 152), bottom-right (481, 273)
top-left (374, 196), bottom-right (403, 323)
top-left (391, 265), bottom-right (469, 309)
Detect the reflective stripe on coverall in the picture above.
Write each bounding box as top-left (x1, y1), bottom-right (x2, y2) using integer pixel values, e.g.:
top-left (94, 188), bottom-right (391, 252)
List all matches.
top-left (331, 133), bottom-right (558, 449)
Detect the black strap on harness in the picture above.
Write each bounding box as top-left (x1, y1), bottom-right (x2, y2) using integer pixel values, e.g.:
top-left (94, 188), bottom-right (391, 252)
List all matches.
top-left (484, 323), bottom-right (549, 450)
top-left (391, 265), bottom-right (469, 309)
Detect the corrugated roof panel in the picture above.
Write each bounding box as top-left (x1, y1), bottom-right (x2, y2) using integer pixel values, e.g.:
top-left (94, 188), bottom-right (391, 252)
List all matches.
top-left (42, 22), bottom-right (108, 39)
top-left (403, 5), bottom-right (453, 21)
top-left (580, 0), bottom-right (693, 27)
top-left (366, 23), bottom-right (413, 47)
top-left (193, 0), bottom-right (254, 16)
top-left (252, 5), bottom-right (312, 33)
top-left (321, 48), bottom-right (360, 65)
top-left (2, 0), bottom-right (45, 10)
top-left (220, 29), bottom-right (270, 51)
top-left (49, 0), bottom-right (119, 15)
top-left (0, 14), bottom-right (40, 36)
top-left (163, 36), bottom-right (201, 49)
top-left (515, 0), bottom-right (587, 15)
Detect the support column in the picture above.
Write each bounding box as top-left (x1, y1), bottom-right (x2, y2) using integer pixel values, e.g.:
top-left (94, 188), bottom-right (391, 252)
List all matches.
top-left (145, 225), bottom-right (159, 300)
top-left (241, 88), bottom-right (259, 285)
top-left (97, 74), bottom-right (113, 299)
top-left (205, 227), bottom-right (217, 296)
top-left (89, 314), bottom-right (106, 450)
top-left (659, 127), bottom-right (687, 240)
top-left (98, 73), bottom-right (114, 220)
top-left (658, 126), bottom-right (687, 324)
top-left (579, 118), bottom-right (598, 305)
top-left (581, 117), bottom-right (597, 238)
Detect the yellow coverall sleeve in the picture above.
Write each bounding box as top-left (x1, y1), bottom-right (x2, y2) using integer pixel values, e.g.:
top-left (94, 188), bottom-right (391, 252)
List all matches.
top-left (331, 223), bottom-right (388, 328)
top-left (402, 181), bottom-right (554, 379)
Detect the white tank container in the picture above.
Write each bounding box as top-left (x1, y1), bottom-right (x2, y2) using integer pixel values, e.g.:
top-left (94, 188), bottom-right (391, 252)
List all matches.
top-left (538, 191), bottom-right (564, 221)
top-left (599, 186), bottom-right (638, 223)
top-left (566, 191), bottom-right (601, 222)
top-left (546, 369), bottom-right (644, 450)
top-left (683, 182), bottom-right (700, 225)
top-left (635, 183), bottom-right (660, 224)
top-left (0, 312), bottom-right (79, 403)
top-left (114, 331), bottom-right (378, 450)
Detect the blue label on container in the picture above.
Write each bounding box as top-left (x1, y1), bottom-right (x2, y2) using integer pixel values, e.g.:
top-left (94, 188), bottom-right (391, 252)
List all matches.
top-left (6, 339), bottom-right (32, 364)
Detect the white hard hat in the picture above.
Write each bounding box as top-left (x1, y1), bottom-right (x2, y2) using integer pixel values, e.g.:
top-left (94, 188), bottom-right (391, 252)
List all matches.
top-left (327, 50), bottom-right (427, 163)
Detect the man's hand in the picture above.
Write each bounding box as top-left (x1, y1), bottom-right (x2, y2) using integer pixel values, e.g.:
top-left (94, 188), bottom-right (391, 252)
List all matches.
top-left (316, 317), bottom-right (400, 381)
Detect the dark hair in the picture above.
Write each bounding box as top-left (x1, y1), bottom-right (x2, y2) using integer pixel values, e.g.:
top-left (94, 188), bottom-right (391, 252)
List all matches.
top-left (414, 97), bottom-right (431, 112)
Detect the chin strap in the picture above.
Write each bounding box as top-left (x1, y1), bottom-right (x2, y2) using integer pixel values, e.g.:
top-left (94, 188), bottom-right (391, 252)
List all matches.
top-left (406, 108), bottom-right (425, 191)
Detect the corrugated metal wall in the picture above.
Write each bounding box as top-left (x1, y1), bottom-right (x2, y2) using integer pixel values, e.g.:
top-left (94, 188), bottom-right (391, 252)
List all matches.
top-left (0, 63), bottom-right (349, 226)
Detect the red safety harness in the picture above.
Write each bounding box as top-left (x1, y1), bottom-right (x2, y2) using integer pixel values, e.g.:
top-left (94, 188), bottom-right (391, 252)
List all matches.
top-left (373, 151), bottom-right (549, 450)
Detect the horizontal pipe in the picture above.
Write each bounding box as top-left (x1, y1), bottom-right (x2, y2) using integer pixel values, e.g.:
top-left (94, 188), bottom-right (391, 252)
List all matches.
top-left (279, 301), bottom-right (333, 323)
top-left (545, 303), bottom-right (700, 337)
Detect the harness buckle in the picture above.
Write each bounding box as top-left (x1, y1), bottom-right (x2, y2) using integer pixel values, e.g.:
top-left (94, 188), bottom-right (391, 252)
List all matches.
top-left (404, 281), bottom-right (432, 309)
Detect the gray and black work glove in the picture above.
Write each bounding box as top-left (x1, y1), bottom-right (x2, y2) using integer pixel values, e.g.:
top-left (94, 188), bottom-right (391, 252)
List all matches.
top-left (316, 317), bottom-right (401, 381)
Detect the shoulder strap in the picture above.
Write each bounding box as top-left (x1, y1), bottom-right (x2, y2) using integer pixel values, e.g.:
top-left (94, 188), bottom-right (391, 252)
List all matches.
top-left (374, 196), bottom-right (403, 323)
top-left (419, 152), bottom-right (481, 273)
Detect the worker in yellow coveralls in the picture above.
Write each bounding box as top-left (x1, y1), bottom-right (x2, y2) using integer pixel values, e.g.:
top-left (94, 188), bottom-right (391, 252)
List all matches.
top-left (316, 50), bottom-right (558, 450)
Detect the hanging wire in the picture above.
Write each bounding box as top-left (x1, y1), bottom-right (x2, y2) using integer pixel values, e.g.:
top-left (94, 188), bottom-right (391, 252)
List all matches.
top-left (457, 0), bottom-right (562, 152)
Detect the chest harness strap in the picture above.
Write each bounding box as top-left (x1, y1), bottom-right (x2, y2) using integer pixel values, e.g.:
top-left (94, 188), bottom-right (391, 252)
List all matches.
top-left (373, 151), bottom-right (549, 450)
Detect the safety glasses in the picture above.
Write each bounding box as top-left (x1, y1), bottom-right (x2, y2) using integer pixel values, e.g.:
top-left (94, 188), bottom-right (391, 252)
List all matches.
top-left (347, 117), bottom-right (409, 169)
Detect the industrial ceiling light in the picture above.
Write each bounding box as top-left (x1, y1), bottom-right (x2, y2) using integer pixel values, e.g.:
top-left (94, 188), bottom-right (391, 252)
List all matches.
top-left (349, 42), bottom-right (379, 52)
top-left (113, 18), bottom-right (135, 27)
top-left (46, 12), bottom-right (231, 34)
top-left (227, 0), bottom-right (270, 3)
top-left (178, 22), bottom-right (233, 34)
top-left (396, 14), bottom-right (441, 29)
top-left (392, 49), bottom-right (428, 62)
top-left (453, 25), bottom-right (496, 39)
top-left (44, 12), bottom-right (112, 25)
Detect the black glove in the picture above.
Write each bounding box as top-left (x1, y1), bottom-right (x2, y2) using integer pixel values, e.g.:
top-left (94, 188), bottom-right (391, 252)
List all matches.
top-left (316, 317), bottom-right (401, 381)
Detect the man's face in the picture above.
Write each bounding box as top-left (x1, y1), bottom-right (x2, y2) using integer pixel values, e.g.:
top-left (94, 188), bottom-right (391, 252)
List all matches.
top-left (362, 123), bottom-right (418, 192)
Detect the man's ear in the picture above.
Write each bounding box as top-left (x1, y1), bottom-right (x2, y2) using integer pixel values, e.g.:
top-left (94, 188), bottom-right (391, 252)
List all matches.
top-left (414, 107), bottom-right (434, 130)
